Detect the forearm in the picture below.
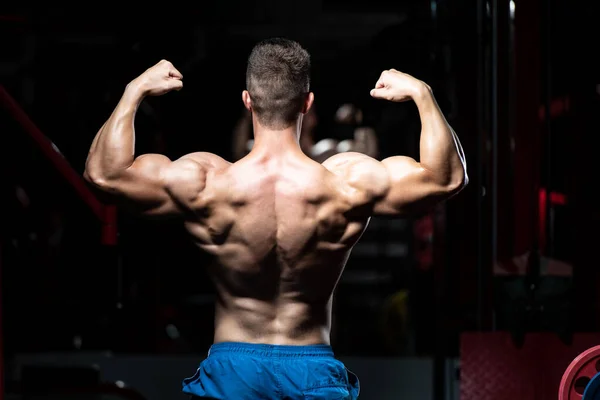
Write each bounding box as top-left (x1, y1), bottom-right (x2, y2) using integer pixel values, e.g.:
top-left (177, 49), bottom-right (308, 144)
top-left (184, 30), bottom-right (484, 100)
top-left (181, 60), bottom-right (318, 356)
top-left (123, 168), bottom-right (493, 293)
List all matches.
top-left (414, 86), bottom-right (467, 188)
top-left (85, 83), bottom-right (145, 182)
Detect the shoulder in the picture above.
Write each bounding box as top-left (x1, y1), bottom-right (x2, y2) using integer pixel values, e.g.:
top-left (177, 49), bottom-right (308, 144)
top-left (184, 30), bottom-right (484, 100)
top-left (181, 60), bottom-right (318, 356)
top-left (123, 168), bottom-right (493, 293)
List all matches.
top-left (165, 152), bottom-right (231, 179)
top-left (161, 152), bottom-right (231, 192)
top-left (321, 152), bottom-right (390, 204)
top-left (178, 152), bottom-right (231, 169)
top-left (322, 152), bottom-right (384, 182)
top-left (322, 152), bottom-right (378, 174)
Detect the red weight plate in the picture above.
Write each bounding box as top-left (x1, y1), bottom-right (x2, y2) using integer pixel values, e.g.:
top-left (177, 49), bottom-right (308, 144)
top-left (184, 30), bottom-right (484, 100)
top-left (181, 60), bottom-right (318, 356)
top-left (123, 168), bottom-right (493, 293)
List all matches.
top-left (559, 345), bottom-right (600, 400)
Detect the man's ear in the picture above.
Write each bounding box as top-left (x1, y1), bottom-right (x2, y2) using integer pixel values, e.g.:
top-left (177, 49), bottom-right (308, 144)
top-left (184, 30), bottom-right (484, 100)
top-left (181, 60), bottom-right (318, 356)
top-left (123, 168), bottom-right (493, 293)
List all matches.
top-left (242, 90), bottom-right (252, 111)
top-left (302, 92), bottom-right (314, 114)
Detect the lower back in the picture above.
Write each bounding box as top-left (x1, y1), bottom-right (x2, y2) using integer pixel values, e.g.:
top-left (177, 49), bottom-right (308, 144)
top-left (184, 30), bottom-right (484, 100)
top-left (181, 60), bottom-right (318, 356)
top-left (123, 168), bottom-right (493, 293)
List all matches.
top-left (213, 295), bottom-right (332, 345)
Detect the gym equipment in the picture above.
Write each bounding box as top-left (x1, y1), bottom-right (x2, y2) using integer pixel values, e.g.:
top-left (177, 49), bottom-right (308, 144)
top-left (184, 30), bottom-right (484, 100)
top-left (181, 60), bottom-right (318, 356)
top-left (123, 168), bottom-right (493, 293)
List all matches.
top-left (559, 345), bottom-right (600, 399)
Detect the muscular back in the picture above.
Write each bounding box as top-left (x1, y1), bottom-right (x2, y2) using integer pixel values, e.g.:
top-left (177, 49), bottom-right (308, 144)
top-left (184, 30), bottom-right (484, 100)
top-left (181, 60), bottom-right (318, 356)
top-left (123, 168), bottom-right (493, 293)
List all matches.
top-left (85, 65), bottom-right (467, 345)
top-left (173, 152), bottom-right (370, 345)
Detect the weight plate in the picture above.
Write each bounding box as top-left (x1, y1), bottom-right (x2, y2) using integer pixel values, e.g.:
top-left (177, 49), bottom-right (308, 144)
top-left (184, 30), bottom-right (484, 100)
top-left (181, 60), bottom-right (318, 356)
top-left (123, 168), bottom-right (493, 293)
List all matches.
top-left (559, 346), bottom-right (600, 400)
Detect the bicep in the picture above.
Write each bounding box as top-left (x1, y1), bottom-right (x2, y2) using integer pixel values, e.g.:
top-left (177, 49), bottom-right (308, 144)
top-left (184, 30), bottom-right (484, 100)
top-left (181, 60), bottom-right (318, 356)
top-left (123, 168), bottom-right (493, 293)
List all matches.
top-left (104, 154), bottom-right (179, 216)
top-left (324, 152), bottom-right (446, 217)
top-left (373, 156), bottom-right (447, 216)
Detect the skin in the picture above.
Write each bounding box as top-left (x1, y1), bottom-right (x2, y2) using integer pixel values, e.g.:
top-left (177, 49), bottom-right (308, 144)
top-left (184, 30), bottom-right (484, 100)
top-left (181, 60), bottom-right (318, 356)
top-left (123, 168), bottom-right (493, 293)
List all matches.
top-left (84, 60), bottom-right (468, 346)
top-left (232, 106), bottom-right (318, 161)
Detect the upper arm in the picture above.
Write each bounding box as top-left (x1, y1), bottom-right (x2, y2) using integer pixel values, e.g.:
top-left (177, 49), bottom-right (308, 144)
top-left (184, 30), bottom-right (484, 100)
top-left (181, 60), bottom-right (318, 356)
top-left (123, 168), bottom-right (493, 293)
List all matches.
top-left (323, 152), bottom-right (457, 217)
top-left (93, 152), bottom-right (229, 217)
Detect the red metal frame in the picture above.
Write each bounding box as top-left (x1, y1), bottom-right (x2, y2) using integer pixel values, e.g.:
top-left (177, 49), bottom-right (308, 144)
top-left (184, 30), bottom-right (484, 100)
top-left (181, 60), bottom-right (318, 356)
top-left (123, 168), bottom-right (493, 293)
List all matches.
top-left (0, 85), bottom-right (118, 400)
top-left (538, 96), bottom-right (571, 121)
top-left (538, 188), bottom-right (567, 253)
top-left (0, 242), bottom-right (3, 400)
top-left (0, 85), bottom-right (117, 245)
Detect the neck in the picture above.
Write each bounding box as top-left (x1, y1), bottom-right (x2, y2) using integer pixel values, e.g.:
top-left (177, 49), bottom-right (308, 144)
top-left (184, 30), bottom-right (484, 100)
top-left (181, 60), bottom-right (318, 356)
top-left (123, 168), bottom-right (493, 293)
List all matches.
top-left (251, 117), bottom-right (303, 155)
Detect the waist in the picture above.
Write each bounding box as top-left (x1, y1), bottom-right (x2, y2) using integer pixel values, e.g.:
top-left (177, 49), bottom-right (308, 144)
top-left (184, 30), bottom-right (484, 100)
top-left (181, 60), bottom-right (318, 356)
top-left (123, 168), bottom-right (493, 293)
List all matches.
top-left (214, 299), bottom-right (332, 345)
top-left (208, 341), bottom-right (335, 358)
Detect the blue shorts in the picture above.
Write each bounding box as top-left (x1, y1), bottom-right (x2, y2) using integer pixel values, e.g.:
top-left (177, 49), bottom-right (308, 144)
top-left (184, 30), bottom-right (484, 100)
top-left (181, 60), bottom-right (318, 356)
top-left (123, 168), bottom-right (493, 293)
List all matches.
top-left (182, 342), bottom-right (360, 399)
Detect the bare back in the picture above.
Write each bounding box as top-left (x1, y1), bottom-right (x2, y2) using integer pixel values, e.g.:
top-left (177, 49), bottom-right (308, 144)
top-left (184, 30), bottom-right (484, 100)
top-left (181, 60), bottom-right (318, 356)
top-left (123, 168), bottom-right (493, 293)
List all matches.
top-left (84, 62), bottom-right (467, 347)
top-left (177, 152), bottom-right (368, 345)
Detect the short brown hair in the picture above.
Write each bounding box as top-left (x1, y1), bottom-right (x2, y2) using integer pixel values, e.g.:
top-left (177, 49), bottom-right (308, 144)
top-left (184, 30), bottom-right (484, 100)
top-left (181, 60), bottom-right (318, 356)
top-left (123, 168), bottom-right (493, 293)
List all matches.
top-left (246, 38), bottom-right (311, 129)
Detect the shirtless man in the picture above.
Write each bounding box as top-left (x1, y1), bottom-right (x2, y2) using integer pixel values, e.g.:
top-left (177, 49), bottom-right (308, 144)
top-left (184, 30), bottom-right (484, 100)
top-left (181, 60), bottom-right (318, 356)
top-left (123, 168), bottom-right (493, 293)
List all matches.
top-left (84, 38), bottom-right (467, 399)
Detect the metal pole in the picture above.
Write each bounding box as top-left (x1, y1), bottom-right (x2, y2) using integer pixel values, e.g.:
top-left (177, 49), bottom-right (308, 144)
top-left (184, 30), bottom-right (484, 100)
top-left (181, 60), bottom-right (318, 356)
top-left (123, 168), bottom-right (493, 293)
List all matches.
top-left (543, 0), bottom-right (553, 258)
top-left (0, 240), bottom-right (4, 400)
top-left (476, 0), bottom-right (485, 330)
top-left (475, 0), bottom-right (487, 331)
top-left (491, 0), bottom-right (499, 273)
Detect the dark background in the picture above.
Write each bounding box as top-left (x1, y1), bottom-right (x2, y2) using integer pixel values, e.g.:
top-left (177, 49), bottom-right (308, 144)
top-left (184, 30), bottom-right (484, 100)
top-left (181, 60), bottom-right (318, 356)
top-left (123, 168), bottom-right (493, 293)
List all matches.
top-left (1, 0), bottom-right (600, 398)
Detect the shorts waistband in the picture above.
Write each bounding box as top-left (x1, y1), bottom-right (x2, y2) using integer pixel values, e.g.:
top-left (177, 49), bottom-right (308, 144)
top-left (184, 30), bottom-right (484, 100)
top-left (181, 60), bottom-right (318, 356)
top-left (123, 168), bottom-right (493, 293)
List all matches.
top-left (208, 342), bottom-right (335, 358)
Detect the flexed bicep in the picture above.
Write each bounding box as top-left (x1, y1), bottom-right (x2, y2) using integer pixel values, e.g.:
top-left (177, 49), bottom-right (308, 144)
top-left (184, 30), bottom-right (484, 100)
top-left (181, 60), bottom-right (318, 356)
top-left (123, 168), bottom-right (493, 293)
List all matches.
top-left (86, 153), bottom-right (187, 217)
top-left (323, 152), bottom-right (458, 218)
top-left (87, 152), bottom-right (228, 218)
top-left (372, 156), bottom-right (450, 216)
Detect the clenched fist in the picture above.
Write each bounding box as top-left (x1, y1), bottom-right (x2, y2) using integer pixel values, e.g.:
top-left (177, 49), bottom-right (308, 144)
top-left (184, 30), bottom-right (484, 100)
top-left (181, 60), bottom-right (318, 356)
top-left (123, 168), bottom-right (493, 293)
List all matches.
top-left (370, 69), bottom-right (429, 102)
top-left (131, 60), bottom-right (183, 96)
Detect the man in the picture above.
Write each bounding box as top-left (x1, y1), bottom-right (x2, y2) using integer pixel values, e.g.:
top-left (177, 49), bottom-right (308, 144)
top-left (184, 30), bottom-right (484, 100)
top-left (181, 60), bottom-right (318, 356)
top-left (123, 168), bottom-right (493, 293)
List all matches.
top-left (84, 38), bottom-right (467, 399)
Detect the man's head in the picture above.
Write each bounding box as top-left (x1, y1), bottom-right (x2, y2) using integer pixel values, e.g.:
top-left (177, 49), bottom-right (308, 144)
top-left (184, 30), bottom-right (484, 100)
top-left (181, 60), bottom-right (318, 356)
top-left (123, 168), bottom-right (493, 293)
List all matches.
top-left (243, 38), bottom-right (313, 130)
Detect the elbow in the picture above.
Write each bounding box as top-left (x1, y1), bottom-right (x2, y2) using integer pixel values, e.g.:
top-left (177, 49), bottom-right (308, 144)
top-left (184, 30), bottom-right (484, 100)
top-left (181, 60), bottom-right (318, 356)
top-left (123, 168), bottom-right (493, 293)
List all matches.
top-left (83, 167), bottom-right (93, 184)
top-left (84, 167), bottom-right (114, 191)
top-left (84, 157), bottom-right (99, 185)
top-left (446, 166), bottom-right (469, 195)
